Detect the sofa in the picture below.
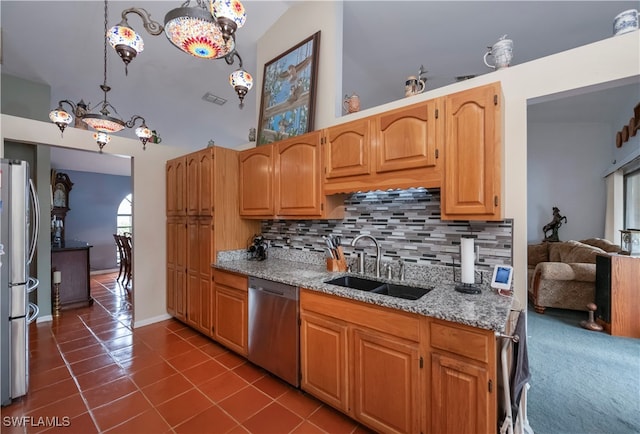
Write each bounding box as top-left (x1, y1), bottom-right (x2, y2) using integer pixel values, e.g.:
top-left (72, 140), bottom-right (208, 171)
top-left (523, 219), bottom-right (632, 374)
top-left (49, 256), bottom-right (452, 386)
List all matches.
top-left (527, 239), bottom-right (621, 313)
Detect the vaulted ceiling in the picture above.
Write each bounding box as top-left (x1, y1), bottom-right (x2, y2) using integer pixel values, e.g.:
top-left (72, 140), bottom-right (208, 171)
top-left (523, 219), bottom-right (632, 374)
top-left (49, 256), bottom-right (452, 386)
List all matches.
top-left (2, 1), bottom-right (638, 166)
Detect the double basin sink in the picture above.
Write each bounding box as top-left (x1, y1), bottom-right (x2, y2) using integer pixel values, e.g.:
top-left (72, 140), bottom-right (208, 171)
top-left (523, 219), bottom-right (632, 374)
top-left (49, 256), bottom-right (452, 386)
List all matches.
top-left (324, 275), bottom-right (432, 300)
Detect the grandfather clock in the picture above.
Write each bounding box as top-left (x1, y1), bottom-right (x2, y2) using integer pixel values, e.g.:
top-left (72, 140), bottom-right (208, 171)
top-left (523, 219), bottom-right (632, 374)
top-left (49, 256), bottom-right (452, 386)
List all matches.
top-left (51, 172), bottom-right (73, 246)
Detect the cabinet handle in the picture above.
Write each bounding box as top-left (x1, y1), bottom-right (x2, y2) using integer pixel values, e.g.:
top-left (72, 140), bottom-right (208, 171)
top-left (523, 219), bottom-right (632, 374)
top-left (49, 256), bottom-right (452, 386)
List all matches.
top-left (494, 94), bottom-right (498, 106)
top-left (494, 196), bottom-right (499, 207)
top-left (435, 149), bottom-right (439, 159)
top-left (435, 108), bottom-right (439, 119)
top-left (488, 379), bottom-right (493, 392)
top-left (419, 356), bottom-right (424, 369)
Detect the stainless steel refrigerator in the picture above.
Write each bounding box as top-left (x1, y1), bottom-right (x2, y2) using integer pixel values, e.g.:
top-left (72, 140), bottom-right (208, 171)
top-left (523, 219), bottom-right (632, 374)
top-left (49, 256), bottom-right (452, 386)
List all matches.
top-left (1, 159), bottom-right (40, 406)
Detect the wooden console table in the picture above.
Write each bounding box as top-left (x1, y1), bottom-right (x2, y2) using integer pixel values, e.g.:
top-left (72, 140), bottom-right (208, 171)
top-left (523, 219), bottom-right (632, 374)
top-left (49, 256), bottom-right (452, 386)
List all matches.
top-left (595, 254), bottom-right (640, 338)
top-left (51, 241), bottom-right (93, 310)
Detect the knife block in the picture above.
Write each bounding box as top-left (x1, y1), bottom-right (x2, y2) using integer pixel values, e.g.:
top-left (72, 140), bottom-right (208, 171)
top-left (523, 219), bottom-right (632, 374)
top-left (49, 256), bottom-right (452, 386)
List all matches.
top-left (326, 246), bottom-right (348, 272)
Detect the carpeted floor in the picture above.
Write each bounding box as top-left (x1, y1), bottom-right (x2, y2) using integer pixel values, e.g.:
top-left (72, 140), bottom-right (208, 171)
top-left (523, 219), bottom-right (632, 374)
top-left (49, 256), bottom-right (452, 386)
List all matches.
top-left (526, 306), bottom-right (640, 434)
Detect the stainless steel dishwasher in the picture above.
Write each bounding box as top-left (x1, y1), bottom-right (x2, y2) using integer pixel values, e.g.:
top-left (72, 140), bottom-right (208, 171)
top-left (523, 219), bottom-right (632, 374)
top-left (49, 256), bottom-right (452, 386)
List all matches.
top-left (248, 277), bottom-right (300, 387)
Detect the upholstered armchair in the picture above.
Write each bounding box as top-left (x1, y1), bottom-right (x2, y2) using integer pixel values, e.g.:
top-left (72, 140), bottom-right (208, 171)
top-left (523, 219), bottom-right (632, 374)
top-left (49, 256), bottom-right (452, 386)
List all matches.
top-left (527, 240), bottom-right (619, 314)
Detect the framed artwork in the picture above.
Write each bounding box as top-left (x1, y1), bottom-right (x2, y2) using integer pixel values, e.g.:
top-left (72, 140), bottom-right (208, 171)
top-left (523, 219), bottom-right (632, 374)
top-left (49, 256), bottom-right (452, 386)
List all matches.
top-left (257, 31), bottom-right (320, 145)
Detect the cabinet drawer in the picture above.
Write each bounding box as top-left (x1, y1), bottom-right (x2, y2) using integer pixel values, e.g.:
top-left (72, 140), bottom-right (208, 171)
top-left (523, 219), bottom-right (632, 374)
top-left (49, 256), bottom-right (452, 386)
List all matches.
top-left (430, 320), bottom-right (492, 363)
top-left (213, 269), bottom-right (247, 291)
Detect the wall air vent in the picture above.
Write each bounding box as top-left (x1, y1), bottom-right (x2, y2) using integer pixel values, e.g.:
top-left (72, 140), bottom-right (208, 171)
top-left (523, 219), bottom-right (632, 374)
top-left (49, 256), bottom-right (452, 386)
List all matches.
top-left (202, 92), bottom-right (227, 106)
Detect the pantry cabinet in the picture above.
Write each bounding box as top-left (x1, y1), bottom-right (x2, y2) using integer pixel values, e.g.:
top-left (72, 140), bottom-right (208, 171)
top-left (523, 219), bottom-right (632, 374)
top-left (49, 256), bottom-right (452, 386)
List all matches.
top-left (166, 147), bottom-right (259, 327)
top-left (300, 289), bottom-right (422, 434)
top-left (323, 100), bottom-right (442, 194)
top-left (442, 82), bottom-right (502, 221)
top-left (239, 132), bottom-right (344, 219)
top-left (212, 269), bottom-right (248, 356)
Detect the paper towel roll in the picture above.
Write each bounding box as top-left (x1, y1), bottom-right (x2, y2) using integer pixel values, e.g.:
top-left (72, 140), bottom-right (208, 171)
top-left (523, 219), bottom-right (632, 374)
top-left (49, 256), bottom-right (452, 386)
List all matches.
top-left (460, 238), bottom-right (475, 284)
top-left (53, 271), bottom-right (62, 284)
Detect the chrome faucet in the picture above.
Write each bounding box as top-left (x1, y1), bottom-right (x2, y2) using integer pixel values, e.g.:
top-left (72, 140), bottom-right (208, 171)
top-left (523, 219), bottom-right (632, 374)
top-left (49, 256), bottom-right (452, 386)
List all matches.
top-left (351, 234), bottom-right (381, 278)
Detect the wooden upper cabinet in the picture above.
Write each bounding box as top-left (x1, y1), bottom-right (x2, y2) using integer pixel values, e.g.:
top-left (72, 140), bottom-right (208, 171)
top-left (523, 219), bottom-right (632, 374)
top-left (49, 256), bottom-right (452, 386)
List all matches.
top-left (239, 146), bottom-right (274, 217)
top-left (276, 131), bottom-right (323, 217)
top-left (376, 101), bottom-right (437, 173)
top-left (186, 153), bottom-right (199, 216)
top-left (442, 82), bottom-right (502, 221)
top-left (324, 118), bottom-right (372, 180)
top-left (166, 157), bottom-right (186, 216)
top-left (323, 100), bottom-right (441, 194)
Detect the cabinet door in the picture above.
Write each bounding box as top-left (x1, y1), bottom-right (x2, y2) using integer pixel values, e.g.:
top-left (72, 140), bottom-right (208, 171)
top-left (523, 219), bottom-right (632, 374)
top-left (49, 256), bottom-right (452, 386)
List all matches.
top-left (376, 101), bottom-right (437, 173)
top-left (442, 82), bottom-right (501, 220)
top-left (300, 311), bottom-right (349, 412)
top-left (196, 218), bottom-right (213, 336)
top-left (166, 218), bottom-right (186, 321)
top-left (214, 284), bottom-right (248, 356)
top-left (186, 153), bottom-right (200, 216)
top-left (352, 328), bottom-right (421, 434)
top-left (198, 148), bottom-right (215, 215)
top-left (276, 132), bottom-right (323, 217)
top-left (166, 157), bottom-right (186, 216)
top-left (430, 352), bottom-right (491, 434)
top-left (324, 118), bottom-right (372, 179)
top-left (239, 146), bottom-right (274, 217)
top-left (186, 217), bottom-right (213, 334)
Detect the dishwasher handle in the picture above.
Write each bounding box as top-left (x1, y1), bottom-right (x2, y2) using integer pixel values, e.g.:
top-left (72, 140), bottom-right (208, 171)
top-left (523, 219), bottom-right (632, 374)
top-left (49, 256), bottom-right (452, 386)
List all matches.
top-left (248, 277), bottom-right (298, 301)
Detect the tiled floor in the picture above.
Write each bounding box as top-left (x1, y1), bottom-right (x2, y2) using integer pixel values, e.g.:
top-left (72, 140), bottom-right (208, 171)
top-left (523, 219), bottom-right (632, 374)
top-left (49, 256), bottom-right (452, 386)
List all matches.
top-left (3, 273), bottom-right (371, 434)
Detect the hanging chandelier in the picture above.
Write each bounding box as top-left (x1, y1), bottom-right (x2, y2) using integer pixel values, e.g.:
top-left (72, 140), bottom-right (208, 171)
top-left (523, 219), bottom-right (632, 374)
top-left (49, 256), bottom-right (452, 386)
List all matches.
top-left (49, 0), bottom-right (154, 153)
top-left (107, 0), bottom-right (253, 108)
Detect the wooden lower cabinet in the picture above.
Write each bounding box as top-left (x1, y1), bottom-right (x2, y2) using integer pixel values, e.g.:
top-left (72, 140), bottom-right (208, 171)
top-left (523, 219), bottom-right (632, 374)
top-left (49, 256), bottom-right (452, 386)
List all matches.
top-left (301, 289), bottom-right (497, 434)
top-left (300, 311), bottom-right (349, 412)
top-left (428, 319), bottom-right (497, 434)
top-left (166, 217), bottom-right (186, 321)
top-left (352, 328), bottom-right (421, 434)
top-left (213, 269), bottom-right (248, 356)
top-left (430, 352), bottom-right (491, 434)
top-left (300, 289), bottom-right (422, 434)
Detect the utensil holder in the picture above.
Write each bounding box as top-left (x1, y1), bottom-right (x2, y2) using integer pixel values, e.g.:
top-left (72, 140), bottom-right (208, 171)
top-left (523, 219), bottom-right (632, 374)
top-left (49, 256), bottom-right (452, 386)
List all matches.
top-left (327, 246), bottom-right (348, 272)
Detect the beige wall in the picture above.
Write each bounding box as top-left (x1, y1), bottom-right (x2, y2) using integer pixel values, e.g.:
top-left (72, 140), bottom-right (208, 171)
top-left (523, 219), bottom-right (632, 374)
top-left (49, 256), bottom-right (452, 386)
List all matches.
top-left (1, 115), bottom-right (184, 327)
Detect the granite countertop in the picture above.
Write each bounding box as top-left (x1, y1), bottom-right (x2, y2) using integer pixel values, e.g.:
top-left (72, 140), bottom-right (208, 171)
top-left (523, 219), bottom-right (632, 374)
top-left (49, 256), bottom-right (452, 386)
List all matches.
top-left (51, 240), bottom-right (93, 251)
top-left (213, 257), bottom-right (513, 332)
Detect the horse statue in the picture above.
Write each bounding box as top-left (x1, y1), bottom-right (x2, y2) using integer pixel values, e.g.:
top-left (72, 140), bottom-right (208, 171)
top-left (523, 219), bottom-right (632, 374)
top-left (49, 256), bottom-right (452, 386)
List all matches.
top-left (543, 207), bottom-right (567, 242)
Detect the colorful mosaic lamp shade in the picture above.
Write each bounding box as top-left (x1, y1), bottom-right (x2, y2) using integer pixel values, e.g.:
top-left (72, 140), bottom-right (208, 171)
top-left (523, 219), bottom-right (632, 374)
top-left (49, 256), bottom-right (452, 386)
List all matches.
top-left (93, 131), bottom-right (112, 153)
top-left (135, 125), bottom-right (153, 150)
top-left (229, 68), bottom-right (253, 108)
top-left (48, 105), bottom-right (74, 134)
top-left (164, 6), bottom-right (234, 59)
top-left (210, 0), bottom-right (246, 37)
top-left (108, 23), bottom-right (145, 70)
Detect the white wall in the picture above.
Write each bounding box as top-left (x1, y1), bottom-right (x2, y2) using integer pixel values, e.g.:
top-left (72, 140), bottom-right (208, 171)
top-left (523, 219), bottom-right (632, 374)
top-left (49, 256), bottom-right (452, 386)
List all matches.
top-left (1, 115), bottom-right (184, 327)
top-left (527, 122), bottom-right (612, 243)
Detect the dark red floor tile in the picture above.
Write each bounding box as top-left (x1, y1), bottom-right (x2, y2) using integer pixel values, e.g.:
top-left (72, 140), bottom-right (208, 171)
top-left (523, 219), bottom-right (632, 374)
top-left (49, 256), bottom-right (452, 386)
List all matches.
top-left (218, 385), bottom-right (272, 423)
top-left (242, 401), bottom-right (303, 434)
top-left (198, 371), bottom-right (247, 403)
top-left (173, 405), bottom-right (238, 434)
top-left (91, 391), bottom-right (153, 432)
top-left (154, 388), bottom-right (213, 428)
top-left (141, 373), bottom-right (193, 406)
top-left (81, 376), bottom-right (138, 409)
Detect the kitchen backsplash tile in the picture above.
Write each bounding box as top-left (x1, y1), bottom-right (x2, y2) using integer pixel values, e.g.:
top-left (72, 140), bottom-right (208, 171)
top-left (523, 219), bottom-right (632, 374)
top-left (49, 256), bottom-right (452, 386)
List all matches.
top-left (260, 188), bottom-right (513, 271)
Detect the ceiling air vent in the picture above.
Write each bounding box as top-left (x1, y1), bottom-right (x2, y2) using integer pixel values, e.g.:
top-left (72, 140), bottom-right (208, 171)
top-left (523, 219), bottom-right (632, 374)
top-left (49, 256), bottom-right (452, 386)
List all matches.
top-left (202, 92), bottom-right (227, 106)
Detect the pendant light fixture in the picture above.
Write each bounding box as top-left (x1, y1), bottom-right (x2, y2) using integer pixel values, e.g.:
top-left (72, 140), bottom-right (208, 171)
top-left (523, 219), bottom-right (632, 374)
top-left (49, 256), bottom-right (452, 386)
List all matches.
top-left (49, 0), bottom-right (154, 153)
top-left (107, 0), bottom-right (253, 108)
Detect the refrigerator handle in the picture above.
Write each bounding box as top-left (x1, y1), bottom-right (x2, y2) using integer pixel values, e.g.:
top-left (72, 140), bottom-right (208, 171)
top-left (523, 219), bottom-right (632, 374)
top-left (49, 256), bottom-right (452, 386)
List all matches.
top-left (28, 179), bottom-right (40, 265)
top-left (27, 303), bottom-right (39, 324)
